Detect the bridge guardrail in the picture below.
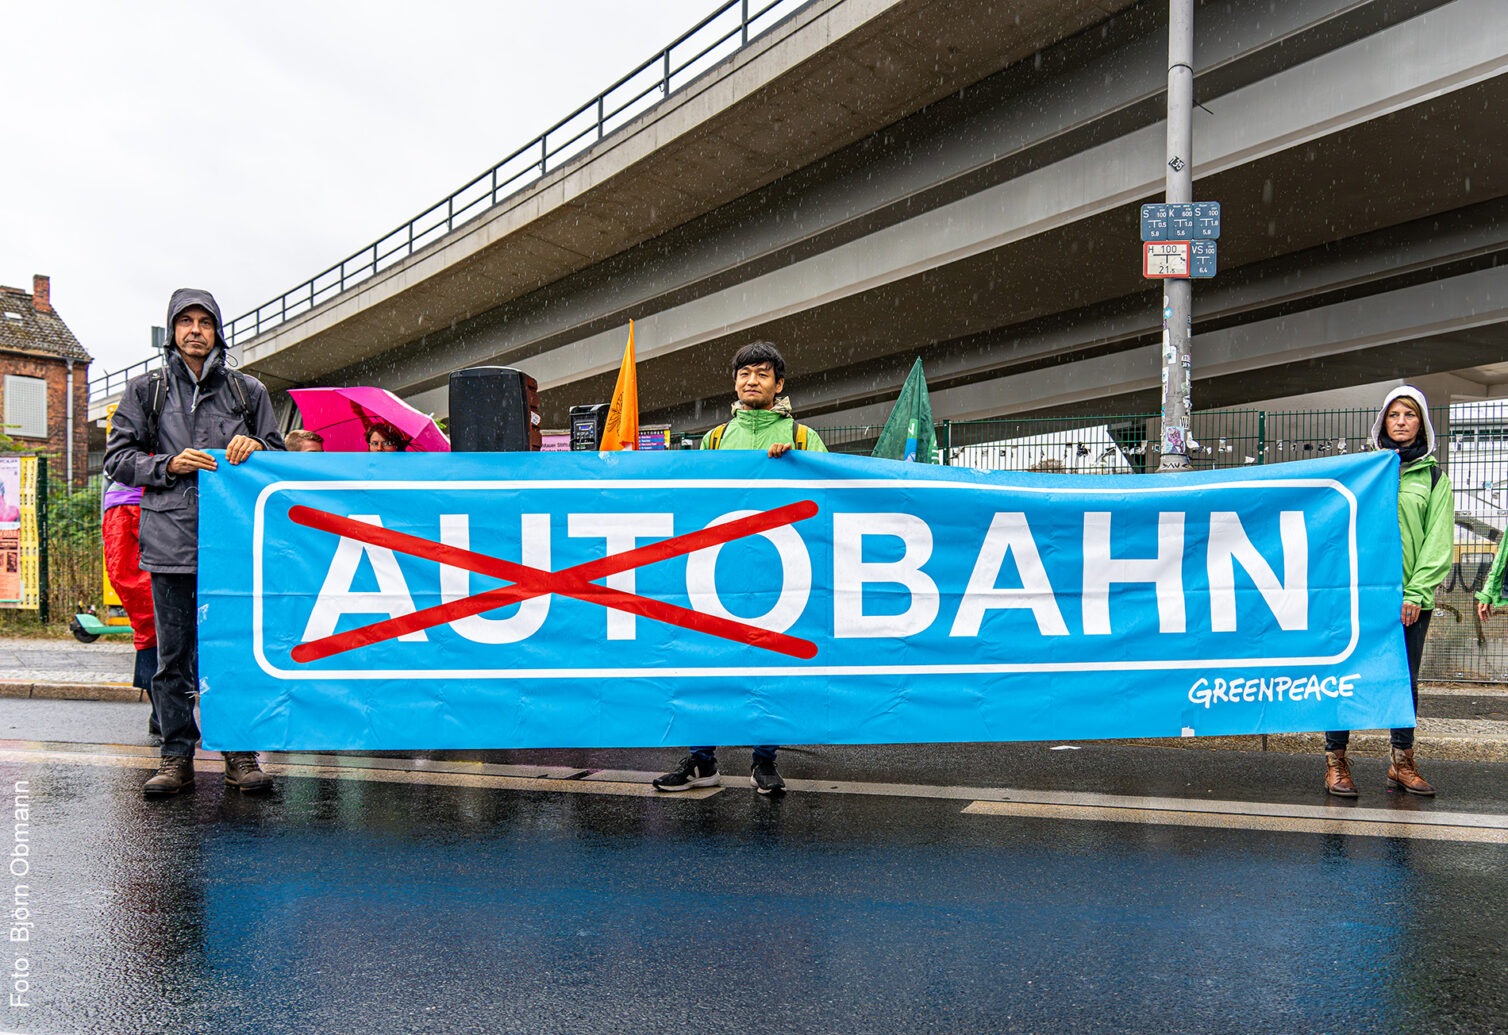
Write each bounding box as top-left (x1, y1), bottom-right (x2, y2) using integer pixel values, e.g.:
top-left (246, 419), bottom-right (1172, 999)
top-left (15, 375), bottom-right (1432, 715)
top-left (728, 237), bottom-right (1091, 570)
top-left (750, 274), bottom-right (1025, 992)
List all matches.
top-left (91, 355), bottom-right (162, 400)
top-left (90, 0), bottom-right (811, 399)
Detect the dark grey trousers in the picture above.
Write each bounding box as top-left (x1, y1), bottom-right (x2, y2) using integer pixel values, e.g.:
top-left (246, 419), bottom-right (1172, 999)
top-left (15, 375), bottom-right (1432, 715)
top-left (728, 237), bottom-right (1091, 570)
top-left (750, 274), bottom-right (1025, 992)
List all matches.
top-left (149, 572), bottom-right (200, 757)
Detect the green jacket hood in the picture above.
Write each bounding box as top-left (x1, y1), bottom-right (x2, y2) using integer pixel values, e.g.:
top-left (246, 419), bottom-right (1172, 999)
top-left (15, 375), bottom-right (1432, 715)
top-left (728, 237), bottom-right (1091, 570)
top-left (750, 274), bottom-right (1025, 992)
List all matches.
top-left (702, 400), bottom-right (828, 452)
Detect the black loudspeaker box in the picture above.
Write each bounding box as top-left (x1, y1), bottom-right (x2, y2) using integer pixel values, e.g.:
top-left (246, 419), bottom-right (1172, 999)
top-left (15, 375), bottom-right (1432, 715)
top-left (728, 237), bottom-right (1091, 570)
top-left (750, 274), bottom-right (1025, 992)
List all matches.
top-left (448, 367), bottom-right (541, 452)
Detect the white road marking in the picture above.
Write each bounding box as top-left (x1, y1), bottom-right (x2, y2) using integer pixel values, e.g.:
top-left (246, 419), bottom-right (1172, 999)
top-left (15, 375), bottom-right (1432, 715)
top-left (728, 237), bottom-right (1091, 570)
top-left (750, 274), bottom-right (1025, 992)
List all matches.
top-left (0, 747), bottom-right (721, 800)
top-left (2, 742), bottom-right (1505, 842)
top-left (963, 798), bottom-right (1507, 844)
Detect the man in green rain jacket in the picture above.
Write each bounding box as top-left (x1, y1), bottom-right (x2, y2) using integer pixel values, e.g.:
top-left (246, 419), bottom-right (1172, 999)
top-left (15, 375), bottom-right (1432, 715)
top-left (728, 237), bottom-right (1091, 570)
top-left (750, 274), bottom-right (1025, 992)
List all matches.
top-left (653, 341), bottom-right (827, 796)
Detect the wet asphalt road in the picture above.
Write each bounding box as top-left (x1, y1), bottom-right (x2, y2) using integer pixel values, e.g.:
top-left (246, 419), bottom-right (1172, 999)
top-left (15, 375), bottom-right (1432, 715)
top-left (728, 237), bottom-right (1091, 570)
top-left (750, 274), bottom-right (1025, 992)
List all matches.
top-left (0, 700), bottom-right (1504, 1035)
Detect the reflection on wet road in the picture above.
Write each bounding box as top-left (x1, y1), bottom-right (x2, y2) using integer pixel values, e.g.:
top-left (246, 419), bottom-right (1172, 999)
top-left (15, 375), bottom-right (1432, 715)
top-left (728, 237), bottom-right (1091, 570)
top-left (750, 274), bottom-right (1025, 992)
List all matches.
top-left (0, 730), bottom-right (1504, 1034)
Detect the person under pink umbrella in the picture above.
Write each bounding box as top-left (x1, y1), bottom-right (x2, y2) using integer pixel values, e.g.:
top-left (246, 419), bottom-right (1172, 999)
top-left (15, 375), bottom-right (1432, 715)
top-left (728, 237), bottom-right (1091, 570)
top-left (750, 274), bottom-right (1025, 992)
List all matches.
top-left (288, 387), bottom-right (449, 453)
top-left (366, 423), bottom-right (408, 451)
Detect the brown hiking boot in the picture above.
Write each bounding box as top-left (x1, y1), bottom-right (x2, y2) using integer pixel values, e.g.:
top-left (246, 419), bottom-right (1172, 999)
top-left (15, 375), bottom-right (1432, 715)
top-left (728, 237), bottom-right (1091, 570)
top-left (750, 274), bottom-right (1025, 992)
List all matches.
top-left (1387, 747), bottom-right (1435, 796)
top-left (1324, 750), bottom-right (1358, 797)
top-left (224, 752), bottom-right (273, 794)
top-left (143, 756), bottom-right (195, 798)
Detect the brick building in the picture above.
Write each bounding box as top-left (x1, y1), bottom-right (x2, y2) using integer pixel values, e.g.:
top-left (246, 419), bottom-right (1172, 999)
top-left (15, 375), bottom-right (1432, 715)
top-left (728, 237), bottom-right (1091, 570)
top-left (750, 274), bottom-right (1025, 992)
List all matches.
top-left (0, 275), bottom-right (92, 486)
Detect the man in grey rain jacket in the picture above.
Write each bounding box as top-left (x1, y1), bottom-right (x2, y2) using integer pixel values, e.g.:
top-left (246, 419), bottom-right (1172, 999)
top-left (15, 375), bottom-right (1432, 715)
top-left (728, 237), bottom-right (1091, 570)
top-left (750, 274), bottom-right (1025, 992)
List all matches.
top-left (104, 288), bottom-right (284, 797)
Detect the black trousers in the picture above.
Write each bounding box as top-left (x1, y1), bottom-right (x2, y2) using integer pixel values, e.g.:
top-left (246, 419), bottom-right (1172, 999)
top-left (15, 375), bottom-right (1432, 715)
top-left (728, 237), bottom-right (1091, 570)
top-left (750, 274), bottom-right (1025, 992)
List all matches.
top-left (1326, 609), bottom-right (1430, 753)
top-left (149, 572), bottom-right (201, 757)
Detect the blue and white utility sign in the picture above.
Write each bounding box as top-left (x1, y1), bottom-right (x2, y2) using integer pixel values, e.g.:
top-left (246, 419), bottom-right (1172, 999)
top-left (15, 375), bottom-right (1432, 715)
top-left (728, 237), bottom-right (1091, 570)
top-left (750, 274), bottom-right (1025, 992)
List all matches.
top-left (197, 450), bottom-right (1414, 751)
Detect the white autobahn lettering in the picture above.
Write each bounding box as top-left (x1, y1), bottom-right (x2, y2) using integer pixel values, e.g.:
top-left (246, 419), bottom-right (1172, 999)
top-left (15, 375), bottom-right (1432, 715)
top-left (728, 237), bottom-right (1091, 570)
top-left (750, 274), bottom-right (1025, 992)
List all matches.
top-left (293, 502), bottom-right (1316, 651)
top-left (1208, 511), bottom-right (1308, 632)
top-left (567, 513), bottom-right (675, 640)
top-left (949, 512), bottom-right (1068, 637)
top-left (440, 514), bottom-right (552, 643)
top-left (832, 513), bottom-right (939, 638)
top-left (1082, 512), bottom-right (1186, 635)
top-left (302, 515), bottom-right (427, 643)
top-left (685, 510), bottom-right (811, 633)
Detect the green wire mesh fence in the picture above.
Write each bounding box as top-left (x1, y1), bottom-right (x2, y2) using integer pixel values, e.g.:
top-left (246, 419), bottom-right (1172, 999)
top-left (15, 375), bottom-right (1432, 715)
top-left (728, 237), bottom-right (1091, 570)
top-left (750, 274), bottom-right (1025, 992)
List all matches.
top-left (688, 405), bottom-right (1508, 681)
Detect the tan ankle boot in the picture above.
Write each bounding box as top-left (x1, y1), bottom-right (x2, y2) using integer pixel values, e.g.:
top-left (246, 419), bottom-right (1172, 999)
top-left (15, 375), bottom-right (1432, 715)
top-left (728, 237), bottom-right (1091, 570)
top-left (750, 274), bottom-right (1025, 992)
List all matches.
top-left (1324, 750), bottom-right (1358, 797)
top-left (143, 756), bottom-right (195, 798)
top-left (224, 752), bottom-right (274, 794)
top-left (1387, 747), bottom-right (1435, 796)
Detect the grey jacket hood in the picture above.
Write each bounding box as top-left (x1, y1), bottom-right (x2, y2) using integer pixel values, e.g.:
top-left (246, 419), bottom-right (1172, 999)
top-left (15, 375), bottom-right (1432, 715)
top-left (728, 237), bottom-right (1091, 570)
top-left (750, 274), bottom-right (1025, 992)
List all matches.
top-left (164, 288), bottom-right (225, 350)
top-left (1369, 385), bottom-right (1437, 455)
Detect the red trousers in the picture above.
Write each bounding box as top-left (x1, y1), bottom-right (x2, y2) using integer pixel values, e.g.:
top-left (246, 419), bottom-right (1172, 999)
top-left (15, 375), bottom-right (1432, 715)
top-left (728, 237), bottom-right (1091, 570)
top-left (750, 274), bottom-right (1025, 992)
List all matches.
top-left (102, 505), bottom-right (156, 650)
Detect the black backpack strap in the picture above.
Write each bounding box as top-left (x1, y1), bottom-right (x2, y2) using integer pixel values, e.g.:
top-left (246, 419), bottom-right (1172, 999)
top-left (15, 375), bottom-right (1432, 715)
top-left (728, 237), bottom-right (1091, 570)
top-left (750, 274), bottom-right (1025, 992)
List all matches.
top-left (224, 370), bottom-right (254, 419)
top-left (1431, 466), bottom-right (1441, 490)
top-left (140, 368), bottom-right (169, 454)
top-left (139, 367), bottom-right (255, 453)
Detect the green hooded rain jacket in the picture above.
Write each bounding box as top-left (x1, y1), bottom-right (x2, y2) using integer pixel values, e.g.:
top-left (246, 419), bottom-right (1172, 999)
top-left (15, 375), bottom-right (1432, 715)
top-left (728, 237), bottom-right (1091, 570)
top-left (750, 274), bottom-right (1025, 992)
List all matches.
top-left (701, 399), bottom-right (829, 453)
top-left (1372, 387), bottom-right (1454, 610)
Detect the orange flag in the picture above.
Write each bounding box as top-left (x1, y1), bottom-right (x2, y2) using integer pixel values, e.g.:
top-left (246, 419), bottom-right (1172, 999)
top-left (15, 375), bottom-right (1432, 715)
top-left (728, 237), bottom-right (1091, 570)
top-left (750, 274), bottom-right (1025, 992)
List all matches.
top-left (601, 320), bottom-right (639, 451)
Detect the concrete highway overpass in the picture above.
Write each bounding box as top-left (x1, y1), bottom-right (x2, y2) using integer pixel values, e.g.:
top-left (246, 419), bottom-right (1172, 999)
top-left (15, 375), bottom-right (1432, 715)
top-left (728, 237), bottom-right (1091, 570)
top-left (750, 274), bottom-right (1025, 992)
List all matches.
top-left (89, 0), bottom-right (1508, 445)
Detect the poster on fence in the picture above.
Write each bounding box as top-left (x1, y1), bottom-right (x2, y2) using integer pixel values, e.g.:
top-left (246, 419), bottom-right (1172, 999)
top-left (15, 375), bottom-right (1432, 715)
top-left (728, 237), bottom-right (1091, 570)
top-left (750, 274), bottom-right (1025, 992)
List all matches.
top-left (197, 449), bottom-right (1414, 751)
top-left (0, 456), bottom-right (37, 608)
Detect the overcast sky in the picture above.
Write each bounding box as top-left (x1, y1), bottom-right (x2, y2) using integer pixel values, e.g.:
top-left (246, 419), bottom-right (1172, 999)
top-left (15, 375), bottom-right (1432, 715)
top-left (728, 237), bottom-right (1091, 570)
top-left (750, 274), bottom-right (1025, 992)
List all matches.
top-left (2, 0), bottom-right (720, 376)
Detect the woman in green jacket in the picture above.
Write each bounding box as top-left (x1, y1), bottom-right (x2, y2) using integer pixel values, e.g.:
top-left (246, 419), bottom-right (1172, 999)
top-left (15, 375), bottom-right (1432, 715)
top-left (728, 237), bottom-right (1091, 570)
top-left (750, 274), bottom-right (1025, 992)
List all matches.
top-left (1326, 387), bottom-right (1451, 797)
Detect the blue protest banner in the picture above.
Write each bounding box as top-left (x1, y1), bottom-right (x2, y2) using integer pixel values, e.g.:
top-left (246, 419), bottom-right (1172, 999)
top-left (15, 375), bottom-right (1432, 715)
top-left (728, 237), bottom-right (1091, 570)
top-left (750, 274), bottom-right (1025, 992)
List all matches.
top-left (197, 450), bottom-right (1413, 750)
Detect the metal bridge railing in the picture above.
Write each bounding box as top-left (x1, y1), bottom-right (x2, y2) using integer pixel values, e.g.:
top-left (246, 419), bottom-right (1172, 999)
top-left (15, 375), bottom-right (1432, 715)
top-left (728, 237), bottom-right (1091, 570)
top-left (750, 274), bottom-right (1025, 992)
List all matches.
top-left (89, 0), bottom-right (810, 399)
top-left (90, 355), bottom-right (162, 400)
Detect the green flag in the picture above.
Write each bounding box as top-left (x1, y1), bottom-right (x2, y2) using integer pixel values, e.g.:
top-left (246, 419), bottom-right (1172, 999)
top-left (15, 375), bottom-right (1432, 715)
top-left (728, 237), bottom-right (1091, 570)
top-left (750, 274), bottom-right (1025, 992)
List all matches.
top-left (871, 358), bottom-right (938, 463)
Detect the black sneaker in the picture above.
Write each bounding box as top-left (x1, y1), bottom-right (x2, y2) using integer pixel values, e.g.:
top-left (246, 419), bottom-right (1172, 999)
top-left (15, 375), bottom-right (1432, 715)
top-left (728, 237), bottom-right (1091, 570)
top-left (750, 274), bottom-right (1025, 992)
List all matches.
top-left (750, 757), bottom-right (785, 795)
top-left (652, 755), bottom-right (719, 792)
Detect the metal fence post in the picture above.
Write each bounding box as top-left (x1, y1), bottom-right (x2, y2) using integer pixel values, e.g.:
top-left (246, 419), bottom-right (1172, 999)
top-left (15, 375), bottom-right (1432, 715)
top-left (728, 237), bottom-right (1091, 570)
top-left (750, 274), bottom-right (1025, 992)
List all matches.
top-left (940, 420), bottom-right (952, 465)
top-left (742, 0), bottom-right (750, 43)
top-left (1256, 410), bottom-right (1266, 465)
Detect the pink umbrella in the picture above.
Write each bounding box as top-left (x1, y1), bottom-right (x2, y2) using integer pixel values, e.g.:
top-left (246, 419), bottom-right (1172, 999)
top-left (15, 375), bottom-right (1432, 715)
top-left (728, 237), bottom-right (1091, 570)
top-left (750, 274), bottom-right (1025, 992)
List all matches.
top-left (288, 387), bottom-right (451, 453)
